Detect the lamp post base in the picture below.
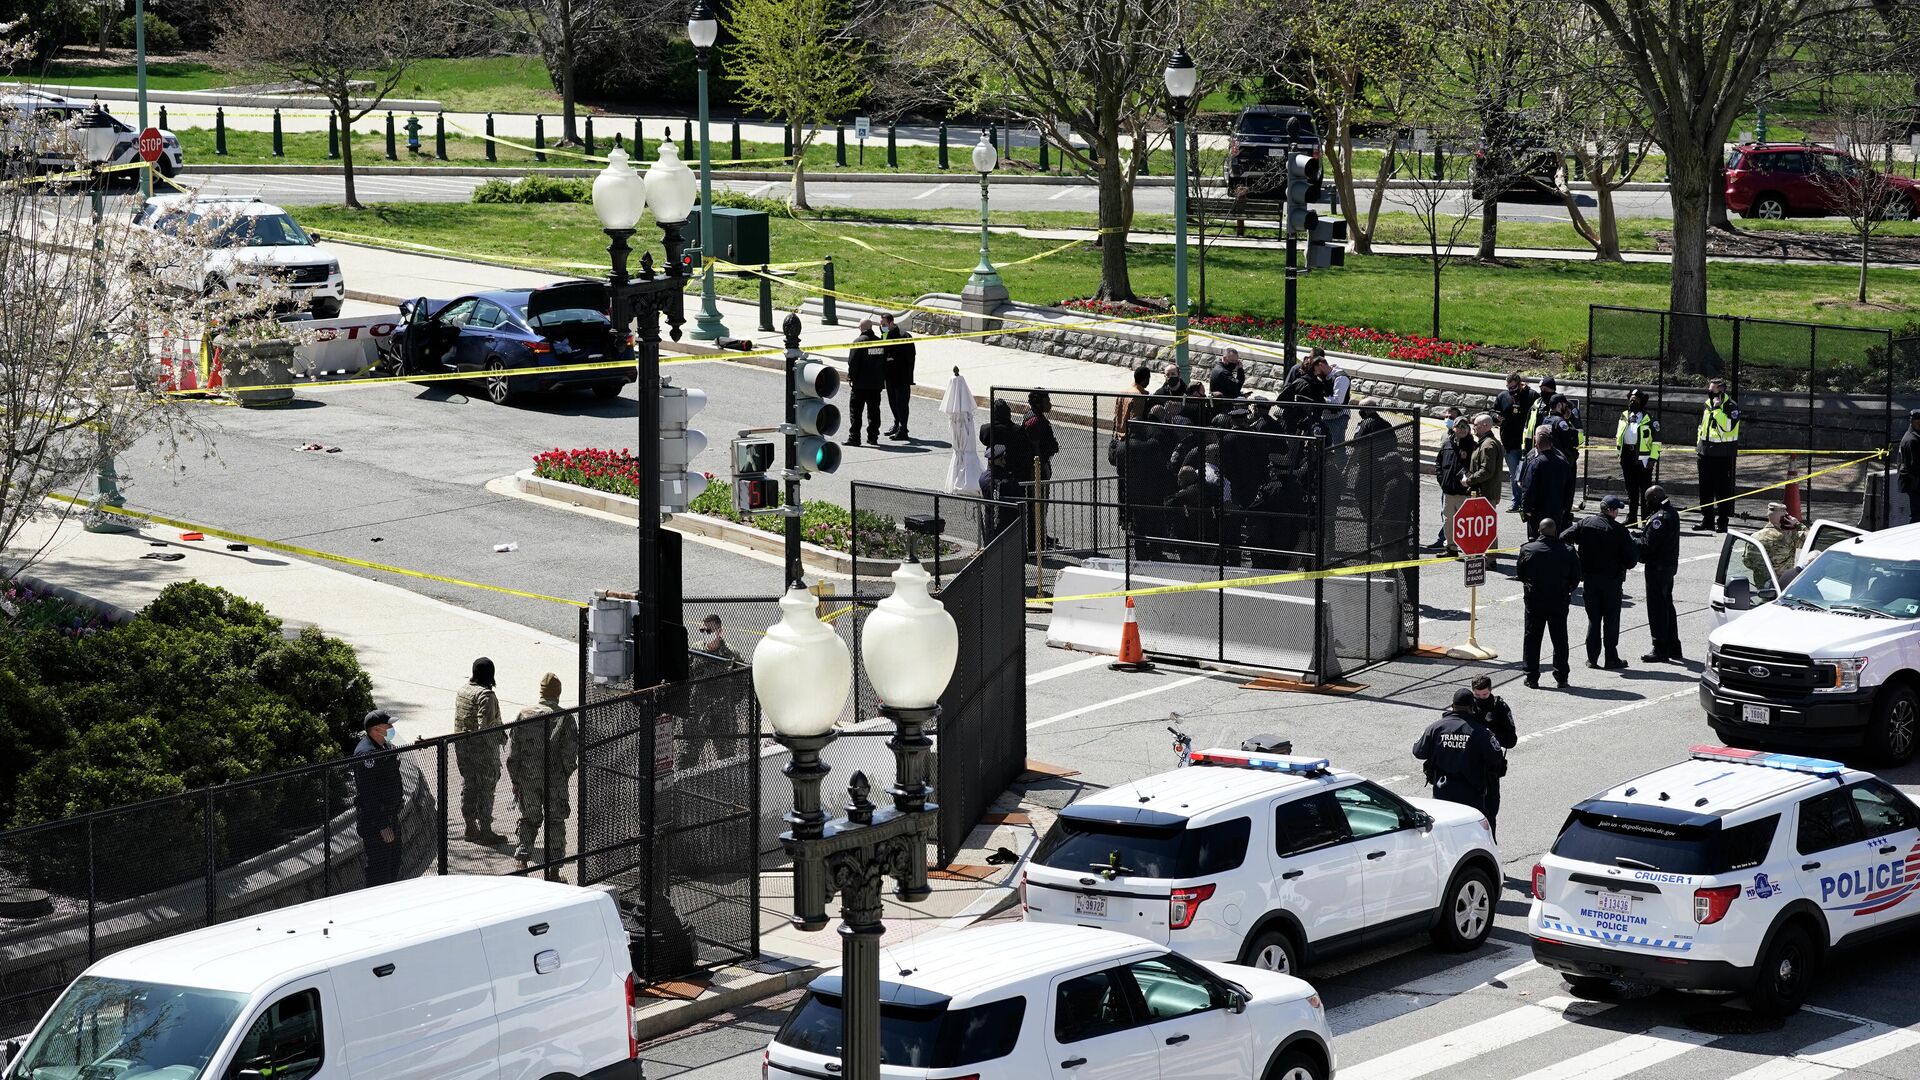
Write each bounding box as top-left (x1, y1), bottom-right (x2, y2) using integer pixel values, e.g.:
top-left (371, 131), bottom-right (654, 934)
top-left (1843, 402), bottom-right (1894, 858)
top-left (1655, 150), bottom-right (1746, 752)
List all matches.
top-left (959, 278), bottom-right (1009, 333)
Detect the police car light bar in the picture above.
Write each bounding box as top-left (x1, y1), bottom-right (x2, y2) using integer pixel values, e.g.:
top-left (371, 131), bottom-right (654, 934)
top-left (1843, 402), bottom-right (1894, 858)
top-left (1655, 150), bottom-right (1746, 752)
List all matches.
top-left (1189, 748), bottom-right (1330, 775)
top-left (1689, 745), bottom-right (1846, 776)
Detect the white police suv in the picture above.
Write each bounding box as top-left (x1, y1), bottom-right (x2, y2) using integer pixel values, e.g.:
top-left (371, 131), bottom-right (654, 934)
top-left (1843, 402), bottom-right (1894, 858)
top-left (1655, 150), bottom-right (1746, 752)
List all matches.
top-left (1023, 748), bottom-right (1501, 975)
top-left (1530, 745), bottom-right (1920, 1016)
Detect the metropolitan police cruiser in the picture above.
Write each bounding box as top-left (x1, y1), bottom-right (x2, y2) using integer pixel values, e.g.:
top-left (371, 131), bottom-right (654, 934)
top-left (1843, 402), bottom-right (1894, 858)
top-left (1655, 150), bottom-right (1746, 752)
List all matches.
top-left (1530, 745), bottom-right (1920, 1016)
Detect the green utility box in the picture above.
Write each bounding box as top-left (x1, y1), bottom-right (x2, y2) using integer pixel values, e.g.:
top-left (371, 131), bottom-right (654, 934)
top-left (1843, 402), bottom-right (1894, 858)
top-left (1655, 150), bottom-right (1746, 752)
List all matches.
top-left (688, 207), bottom-right (771, 269)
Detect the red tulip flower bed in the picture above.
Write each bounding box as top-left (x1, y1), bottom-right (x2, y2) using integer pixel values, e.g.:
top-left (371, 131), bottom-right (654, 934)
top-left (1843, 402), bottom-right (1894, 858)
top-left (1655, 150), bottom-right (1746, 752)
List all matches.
top-left (1057, 299), bottom-right (1484, 369)
top-left (533, 447), bottom-right (645, 498)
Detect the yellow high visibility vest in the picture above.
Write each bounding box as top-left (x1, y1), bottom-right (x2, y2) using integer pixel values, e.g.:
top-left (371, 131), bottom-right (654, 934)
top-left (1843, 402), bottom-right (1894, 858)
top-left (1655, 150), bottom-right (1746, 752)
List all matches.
top-left (1697, 396), bottom-right (1741, 444)
top-left (1616, 412), bottom-right (1661, 460)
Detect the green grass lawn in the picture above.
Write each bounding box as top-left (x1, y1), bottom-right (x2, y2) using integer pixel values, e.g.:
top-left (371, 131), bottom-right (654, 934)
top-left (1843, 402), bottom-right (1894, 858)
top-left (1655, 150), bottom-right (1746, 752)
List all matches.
top-left (288, 201), bottom-right (1920, 355)
top-left (17, 60), bottom-right (231, 91)
top-left (9, 56), bottom-right (562, 112)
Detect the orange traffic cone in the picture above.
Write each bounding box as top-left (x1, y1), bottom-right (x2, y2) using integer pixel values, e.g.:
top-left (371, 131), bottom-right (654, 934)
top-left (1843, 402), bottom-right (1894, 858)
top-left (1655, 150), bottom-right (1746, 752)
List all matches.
top-left (1110, 595), bottom-right (1155, 672)
top-left (1784, 482), bottom-right (1803, 523)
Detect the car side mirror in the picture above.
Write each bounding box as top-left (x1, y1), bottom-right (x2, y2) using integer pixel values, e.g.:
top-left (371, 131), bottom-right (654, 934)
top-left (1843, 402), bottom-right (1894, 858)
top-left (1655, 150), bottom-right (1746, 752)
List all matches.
top-left (1415, 810), bottom-right (1435, 832)
top-left (1229, 989), bottom-right (1249, 1015)
top-left (308, 231), bottom-right (322, 242)
top-left (1725, 576), bottom-right (1753, 610)
top-left (3, 1038), bottom-right (18, 1068)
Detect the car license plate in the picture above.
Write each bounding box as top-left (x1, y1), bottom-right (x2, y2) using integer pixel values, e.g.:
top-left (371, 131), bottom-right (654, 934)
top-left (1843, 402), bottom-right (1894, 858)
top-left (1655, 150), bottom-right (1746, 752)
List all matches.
top-left (1597, 893), bottom-right (1634, 916)
top-left (1073, 894), bottom-right (1107, 918)
top-left (1743, 703), bottom-right (1770, 725)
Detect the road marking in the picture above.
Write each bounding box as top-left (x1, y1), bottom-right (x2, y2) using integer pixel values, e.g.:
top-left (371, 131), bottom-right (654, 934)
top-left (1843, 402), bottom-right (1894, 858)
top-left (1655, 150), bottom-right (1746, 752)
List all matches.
top-left (746, 182), bottom-right (774, 197)
top-left (1026, 654), bottom-right (1113, 685)
top-left (1506, 1026), bottom-right (1716, 1080)
top-left (1048, 186), bottom-right (1084, 200)
top-left (1339, 996), bottom-right (1612, 1080)
top-left (1030, 673), bottom-right (1213, 730)
top-left (1515, 687), bottom-right (1696, 745)
top-left (913, 183), bottom-right (952, 200)
top-left (1325, 948), bottom-right (1531, 1034)
top-left (1723, 1016), bottom-right (1920, 1079)
top-left (816, 193), bottom-right (852, 200)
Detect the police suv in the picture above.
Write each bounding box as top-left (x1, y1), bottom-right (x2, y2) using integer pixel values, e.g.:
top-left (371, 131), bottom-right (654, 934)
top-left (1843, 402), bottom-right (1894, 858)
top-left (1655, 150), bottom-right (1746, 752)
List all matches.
top-left (1531, 745), bottom-right (1920, 1016)
top-left (1023, 748), bottom-right (1501, 976)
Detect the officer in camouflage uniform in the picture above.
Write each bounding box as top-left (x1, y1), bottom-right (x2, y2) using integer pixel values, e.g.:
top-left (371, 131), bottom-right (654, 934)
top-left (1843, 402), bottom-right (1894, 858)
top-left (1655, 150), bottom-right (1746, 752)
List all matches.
top-left (453, 656), bottom-right (507, 844)
top-left (509, 672), bottom-right (579, 869)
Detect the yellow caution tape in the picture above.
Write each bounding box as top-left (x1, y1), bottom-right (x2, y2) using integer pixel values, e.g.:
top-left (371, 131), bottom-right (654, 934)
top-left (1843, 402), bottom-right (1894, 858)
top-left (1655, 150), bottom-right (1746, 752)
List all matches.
top-left (1668, 448), bottom-right (1886, 522)
top-left (1, 158), bottom-right (152, 189)
top-left (777, 201), bottom-right (1117, 274)
top-left (45, 493), bottom-right (587, 607)
top-left (440, 117), bottom-right (795, 167)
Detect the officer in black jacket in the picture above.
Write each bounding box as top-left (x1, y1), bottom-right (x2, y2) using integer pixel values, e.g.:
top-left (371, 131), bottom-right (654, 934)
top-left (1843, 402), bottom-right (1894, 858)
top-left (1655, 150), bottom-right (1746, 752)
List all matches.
top-left (1413, 688), bottom-right (1509, 817)
top-left (846, 319), bottom-right (886, 446)
top-left (1637, 484), bottom-right (1685, 663)
top-left (353, 710), bottom-right (406, 886)
top-left (1566, 494), bottom-right (1640, 671)
top-left (1468, 676), bottom-right (1518, 838)
top-left (1520, 427), bottom-right (1575, 540)
top-left (1517, 517), bottom-right (1582, 688)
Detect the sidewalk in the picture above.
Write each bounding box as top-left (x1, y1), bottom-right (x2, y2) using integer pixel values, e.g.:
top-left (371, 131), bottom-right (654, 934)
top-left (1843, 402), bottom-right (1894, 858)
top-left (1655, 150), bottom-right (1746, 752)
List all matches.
top-left (3, 513), bottom-right (575, 742)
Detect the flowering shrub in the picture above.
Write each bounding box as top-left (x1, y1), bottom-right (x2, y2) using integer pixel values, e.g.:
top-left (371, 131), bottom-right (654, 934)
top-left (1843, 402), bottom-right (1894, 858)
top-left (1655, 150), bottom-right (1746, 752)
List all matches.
top-left (1, 582), bottom-right (110, 637)
top-left (533, 447), bottom-right (646, 498)
top-left (1059, 298), bottom-right (1160, 318)
top-left (687, 483), bottom-right (954, 558)
top-left (1056, 299), bottom-right (1484, 370)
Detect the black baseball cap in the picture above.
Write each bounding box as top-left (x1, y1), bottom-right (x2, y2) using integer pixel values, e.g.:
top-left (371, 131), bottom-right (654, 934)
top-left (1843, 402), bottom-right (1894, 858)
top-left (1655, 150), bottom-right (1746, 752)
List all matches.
top-left (364, 709), bottom-right (393, 730)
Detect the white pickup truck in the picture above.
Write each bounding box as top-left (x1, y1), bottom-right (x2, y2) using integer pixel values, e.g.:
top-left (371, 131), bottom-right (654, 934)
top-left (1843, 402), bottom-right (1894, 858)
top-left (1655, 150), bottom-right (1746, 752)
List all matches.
top-left (1703, 520), bottom-right (1920, 764)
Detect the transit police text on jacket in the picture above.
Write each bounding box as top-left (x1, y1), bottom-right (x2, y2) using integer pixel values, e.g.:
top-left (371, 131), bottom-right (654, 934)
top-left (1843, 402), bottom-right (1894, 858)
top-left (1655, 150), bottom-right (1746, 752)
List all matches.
top-left (1412, 692), bottom-right (1508, 813)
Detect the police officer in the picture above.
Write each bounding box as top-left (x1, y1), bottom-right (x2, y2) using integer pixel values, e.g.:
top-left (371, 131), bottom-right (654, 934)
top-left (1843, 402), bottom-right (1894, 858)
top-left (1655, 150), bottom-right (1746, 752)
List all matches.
top-left (1517, 517), bottom-right (1582, 688)
top-left (1495, 373), bottom-right (1536, 511)
top-left (508, 673), bottom-right (579, 872)
top-left (1520, 425), bottom-right (1575, 541)
top-left (353, 710), bottom-right (405, 886)
top-left (1525, 374), bottom-right (1559, 437)
top-left (1413, 688), bottom-right (1508, 818)
top-left (1567, 494), bottom-right (1639, 670)
top-left (1615, 388), bottom-right (1660, 522)
top-left (453, 656), bottom-right (507, 844)
top-left (1696, 377), bottom-right (1741, 532)
top-left (1638, 484), bottom-right (1685, 663)
top-left (1468, 676), bottom-right (1518, 838)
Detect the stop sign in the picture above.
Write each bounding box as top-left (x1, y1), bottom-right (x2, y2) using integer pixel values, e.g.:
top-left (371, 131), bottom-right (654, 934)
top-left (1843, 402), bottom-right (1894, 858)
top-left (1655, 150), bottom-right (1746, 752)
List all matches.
top-left (138, 127), bottom-right (164, 164)
top-left (1452, 496), bottom-right (1499, 556)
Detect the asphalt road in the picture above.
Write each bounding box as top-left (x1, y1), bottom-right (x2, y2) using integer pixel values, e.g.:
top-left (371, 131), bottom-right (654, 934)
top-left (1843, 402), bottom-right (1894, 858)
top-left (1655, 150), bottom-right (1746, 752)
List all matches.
top-left (177, 170), bottom-right (1681, 223)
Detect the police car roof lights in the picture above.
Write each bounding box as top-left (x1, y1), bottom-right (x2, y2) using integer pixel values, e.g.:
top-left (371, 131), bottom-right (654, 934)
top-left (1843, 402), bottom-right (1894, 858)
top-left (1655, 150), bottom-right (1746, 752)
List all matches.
top-left (1689, 744), bottom-right (1846, 776)
top-left (1188, 748), bottom-right (1331, 775)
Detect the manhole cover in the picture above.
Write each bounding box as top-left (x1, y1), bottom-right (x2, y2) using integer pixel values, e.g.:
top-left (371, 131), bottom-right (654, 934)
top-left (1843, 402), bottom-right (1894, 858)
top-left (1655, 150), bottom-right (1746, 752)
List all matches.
top-left (0, 887), bottom-right (53, 919)
top-left (1686, 1006), bottom-right (1783, 1035)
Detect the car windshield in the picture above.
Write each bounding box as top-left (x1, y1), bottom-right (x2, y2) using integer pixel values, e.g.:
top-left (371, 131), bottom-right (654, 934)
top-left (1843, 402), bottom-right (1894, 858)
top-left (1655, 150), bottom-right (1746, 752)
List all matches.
top-left (11, 975), bottom-right (249, 1080)
top-left (1034, 816), bottom-right (1249, 879)
top-left (206, 213), bottom-right (312, 248)
top-left (774, 991), bottom-right (1024, 1067)
top-left (1782, 549), bottom-right (1920, 619)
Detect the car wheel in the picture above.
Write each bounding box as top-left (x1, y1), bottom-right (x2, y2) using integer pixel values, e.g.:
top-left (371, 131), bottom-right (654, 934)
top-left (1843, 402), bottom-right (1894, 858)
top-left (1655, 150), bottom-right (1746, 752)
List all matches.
top-left (1265, 1047), bottom-right (1327, 1080)
top-left (1430, 866), bottom-right (1496, 952)
top-left (1752, 194), bottom-right (1788, 220)
top-left (484, 358), bottom-right (515, 406)
top-left (1868, 684), bottom-right (1919, 765)
top-left (1242, 927), bottom-right (1302, 975)
top-left (591, 383), bottom-right (622, 400)
top-left (1882, 195), bottom-right (1920, 222)
top-left (1747, 924), bottom-right (1816, 1018)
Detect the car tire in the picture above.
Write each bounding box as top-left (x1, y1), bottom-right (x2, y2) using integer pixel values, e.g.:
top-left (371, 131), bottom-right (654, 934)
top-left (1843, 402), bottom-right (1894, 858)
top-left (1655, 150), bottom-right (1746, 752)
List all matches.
top-left (484, 358), bottom-right (516, 406)
top-left (1867, 684), bottom-right (1919, 765)
top-left (1747, 924), bottom-right (1816, 1018)
top-left (1751, 194), bottom-right (1788, 220)
top-left (1265, 1046), bottom-right (1327, 1080)
top-left (1430, 865), bottom-right (1496, 952)
top-left (1242, 926), bottom-right (1302, 976)
top-left (591, 383), bottom-right (623, 400)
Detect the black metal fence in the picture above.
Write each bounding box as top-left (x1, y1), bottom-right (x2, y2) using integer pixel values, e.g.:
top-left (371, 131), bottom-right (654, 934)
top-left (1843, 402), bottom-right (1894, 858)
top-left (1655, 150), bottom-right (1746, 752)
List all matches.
top-left (0, 671), bottom-right (758, 1036)
top-left (1585, 306), bottom-right (1902, 526)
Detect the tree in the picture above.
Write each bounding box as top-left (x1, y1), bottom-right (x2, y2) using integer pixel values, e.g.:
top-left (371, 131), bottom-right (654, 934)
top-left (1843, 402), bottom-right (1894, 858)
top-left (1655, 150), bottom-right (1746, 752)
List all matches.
top-left (1810, 106), bottom-right (1915, 303)
top-left (1536, 4), bottom-right (1654, 261)
top-left (460, 0), bottom-right (677, 147)
top-left (215, 1), bottom-right (448, 210)
top-left (1398, 126), bottom-right (1513, 338)
top-left (722, 0), bottom-right (867, 210)
top-left (877, 0), bottom-right (1264, 302)
top-left (1424, 0), bottom-right (1551, 263)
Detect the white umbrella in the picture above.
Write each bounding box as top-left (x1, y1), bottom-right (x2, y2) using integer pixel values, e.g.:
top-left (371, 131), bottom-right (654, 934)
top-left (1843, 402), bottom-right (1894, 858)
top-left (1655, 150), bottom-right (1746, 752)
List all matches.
top-left (941, 367), bottom-right (985, 494)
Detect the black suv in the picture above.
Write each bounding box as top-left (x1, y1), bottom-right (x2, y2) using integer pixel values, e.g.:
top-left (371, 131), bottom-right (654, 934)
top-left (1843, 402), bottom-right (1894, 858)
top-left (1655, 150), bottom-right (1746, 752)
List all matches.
top-left (1468, 113), bottom-right (1562, 200)
top-left (1225, 105), bottom-right (1320, 196)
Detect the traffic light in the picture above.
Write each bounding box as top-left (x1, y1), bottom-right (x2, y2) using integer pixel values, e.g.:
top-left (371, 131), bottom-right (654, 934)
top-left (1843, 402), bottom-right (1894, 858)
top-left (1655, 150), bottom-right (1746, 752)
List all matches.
top-left (1285, 152), bottom-right (1322, 234)
top-left (658, 378), bottom-right (708, 514)
top-left (1307, 215), bottom-right (1347, 269)
top-left (731, 437), bottom-right (779, 514)
top-left (791, 358), bottom-right (842, 474)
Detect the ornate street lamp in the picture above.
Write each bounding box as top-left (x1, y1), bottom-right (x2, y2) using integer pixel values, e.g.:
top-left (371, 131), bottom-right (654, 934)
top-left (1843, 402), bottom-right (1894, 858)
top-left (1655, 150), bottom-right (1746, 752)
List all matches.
top-left (687, 0), bottom-right (729, 342)
top-left (960, 133), bottom-right (1007, 328)
top-left (592, 140), bottom-right (694, 688)
top-left (753, 530), bottom-right (957, 1080)
top-left (1165, 47), bottom-right (1197, 381)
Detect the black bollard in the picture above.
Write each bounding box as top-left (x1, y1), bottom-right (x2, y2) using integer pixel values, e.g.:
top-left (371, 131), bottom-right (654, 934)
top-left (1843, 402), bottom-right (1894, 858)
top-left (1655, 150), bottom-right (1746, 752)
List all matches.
top-left (435, 113), bottom-right (447, 160)
top-left (938, 122), bottom-right (948, 169)
top-left (385, 112), bottom-right (396, 161)
top-left (534, 115), bottom-right (546, 162)
top-left (1039, 134), bottom-right (1049, 172)
top-left (759, 265), bottom-right (774, 332)
top-left (215, 107), bottom-right (226, 155)
top-left (485, 113), bottom-right (496, 162)
top-left (327, 112), bottom-right (339, 160)
top-left (731, 119), bottom-right (741, 161)
top-left (158, 104), bottom-right (168, 130)
top-left (634, 116), bottom-right (645, 159)
top-left (836, 125), bottom-right (846, 167)
top-left (783, 123), bottom-right (793, 160)
top-left (822, 255), bottom-right (838, 325)
top-left (584, 116), bottom-right (595, 157)
top-left (887, 124), bottom-right (897, 168)
top-left (683, 119), bottom-right (692, 151)
top-left (272, 108), bottom-right (283, 157)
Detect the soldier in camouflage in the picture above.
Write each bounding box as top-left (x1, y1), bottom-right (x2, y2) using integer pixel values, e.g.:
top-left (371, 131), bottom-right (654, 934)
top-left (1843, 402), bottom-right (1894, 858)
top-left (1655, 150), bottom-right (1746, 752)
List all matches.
top-left (453, 656), bottom-right (507, 844)
top-left (509, 672), bottom-right (579, 870)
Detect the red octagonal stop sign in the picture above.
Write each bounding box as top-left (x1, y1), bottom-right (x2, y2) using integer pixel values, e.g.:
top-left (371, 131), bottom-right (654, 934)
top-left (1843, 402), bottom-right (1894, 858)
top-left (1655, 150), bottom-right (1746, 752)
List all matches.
top-left (138, 127), bottom-right (164, 163)
top-left (1452, 496), bottom-right (1498, 556)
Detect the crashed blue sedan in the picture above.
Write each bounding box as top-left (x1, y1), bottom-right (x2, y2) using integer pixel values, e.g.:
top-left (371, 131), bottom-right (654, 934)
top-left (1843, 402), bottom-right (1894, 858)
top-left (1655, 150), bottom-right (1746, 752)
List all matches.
top-left (387, 281), bottom-right (634, 405)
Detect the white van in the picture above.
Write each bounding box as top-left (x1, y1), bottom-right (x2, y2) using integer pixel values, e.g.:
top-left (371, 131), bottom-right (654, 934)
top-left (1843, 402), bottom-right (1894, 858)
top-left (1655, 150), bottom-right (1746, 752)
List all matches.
top-left (0, 876), bottom-right (641, 1080)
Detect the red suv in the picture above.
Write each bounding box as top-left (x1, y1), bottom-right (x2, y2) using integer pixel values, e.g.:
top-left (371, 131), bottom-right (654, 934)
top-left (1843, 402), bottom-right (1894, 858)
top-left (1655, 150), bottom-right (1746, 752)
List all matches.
top-left (1724, 142), bottom-right (1920, 220)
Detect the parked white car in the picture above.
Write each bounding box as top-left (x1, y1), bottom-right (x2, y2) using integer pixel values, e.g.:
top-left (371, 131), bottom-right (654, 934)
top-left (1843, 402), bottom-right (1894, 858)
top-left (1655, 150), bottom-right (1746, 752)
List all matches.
top-left (0, 90), bottom-right (183, 176)
top-left (0, 876), bottom-right (642, 1080)
top-left (1022, 747), bottom-right (1500, 975)
top-left (1705, 520), bottom-right (1920, 763)
top-left (132, 195), bottom-right (345, 318)
top-left (764, 922), bottom-right (1335, 1080)
top-left (1531, 744), bottom-right (1920, 1016)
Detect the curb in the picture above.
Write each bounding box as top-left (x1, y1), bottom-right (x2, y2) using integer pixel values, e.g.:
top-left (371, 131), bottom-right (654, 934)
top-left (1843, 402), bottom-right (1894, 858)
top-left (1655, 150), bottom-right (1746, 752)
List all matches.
top-left (632, 961), bottom-right (822, 1044)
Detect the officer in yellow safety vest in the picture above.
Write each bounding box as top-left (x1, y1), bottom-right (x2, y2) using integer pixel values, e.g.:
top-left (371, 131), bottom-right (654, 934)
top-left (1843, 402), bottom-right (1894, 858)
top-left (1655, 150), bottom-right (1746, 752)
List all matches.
top-left (1615, 388), bottom-right (1661, 522)
top-left (1525, 375), bottom-right (1559, 436)
top-left (1695, 377), bottom-right (1741, 533)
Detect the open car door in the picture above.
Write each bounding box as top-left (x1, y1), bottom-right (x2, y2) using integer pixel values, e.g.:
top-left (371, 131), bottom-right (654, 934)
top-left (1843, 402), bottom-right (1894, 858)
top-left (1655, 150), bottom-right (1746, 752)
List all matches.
top-left (1710, 529), bottom-right (1780, 633)
top-left (1799, 519), bottom-right (1868, 569)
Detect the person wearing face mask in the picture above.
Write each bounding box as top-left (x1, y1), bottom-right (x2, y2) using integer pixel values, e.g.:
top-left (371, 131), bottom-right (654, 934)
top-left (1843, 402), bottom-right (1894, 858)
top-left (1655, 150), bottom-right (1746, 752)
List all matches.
top-left (353, 710), bottom-right (405, 886)
top-left (453, 656), bottom-right (508, 845)
top-left (1468, 676), bottom-right (1518, 838)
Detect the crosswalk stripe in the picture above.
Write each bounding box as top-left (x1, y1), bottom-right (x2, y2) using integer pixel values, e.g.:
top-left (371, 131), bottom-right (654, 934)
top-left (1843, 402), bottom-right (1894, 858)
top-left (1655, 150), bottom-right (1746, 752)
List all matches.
top-left (1326, 949), bottom-right (1532, 1034)
top-left (1339, 996), bottom-right (1612, 1080)
top-left (1721, 1019), bottom-right (1920, 1079)
top-left (1505, 1025), bottom-right (1716, 1080)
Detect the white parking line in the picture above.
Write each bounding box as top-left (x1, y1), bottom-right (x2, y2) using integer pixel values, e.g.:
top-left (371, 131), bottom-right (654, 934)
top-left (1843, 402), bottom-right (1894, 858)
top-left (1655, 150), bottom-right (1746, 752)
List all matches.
top-left (1515, 687), bottom-right (1695, 745)
top-left (1030, 673), bottom-right (1213, 730)
top-left (1339, 997), bottom-right (1612, 1080)
top-left (1026, 654), bottom-right (1112, 685)
top-left (1723, 1015), bottom-right (1920, 1079)
top-left (746, 182), bottom-right (773, 197)
top-left (1325, 948), bottom-right (1531, 1034)
top-left (1048, 186), bottom-right (1085, 200)
top-left (913, 183), bottom-right (952, 200)
top-left (1509, 1026), bottom-right (1716, 1080)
